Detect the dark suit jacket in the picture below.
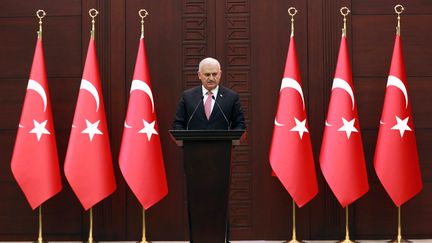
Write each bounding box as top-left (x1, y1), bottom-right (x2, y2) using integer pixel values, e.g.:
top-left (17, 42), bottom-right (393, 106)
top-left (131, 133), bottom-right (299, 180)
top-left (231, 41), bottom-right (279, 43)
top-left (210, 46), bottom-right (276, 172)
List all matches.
top-left (172, 85), bottom-right (246, 130)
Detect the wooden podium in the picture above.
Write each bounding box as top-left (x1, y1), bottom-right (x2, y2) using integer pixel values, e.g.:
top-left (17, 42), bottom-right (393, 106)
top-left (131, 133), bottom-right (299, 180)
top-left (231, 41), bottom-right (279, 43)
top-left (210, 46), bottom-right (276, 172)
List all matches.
top-left (170, 130), bottom-right (245, 243)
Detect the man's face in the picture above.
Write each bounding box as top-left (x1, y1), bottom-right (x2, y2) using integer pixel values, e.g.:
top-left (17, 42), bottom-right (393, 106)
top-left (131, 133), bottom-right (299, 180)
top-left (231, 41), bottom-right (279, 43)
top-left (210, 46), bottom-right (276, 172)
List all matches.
top-left (198, 62), bottom-right (221, 91)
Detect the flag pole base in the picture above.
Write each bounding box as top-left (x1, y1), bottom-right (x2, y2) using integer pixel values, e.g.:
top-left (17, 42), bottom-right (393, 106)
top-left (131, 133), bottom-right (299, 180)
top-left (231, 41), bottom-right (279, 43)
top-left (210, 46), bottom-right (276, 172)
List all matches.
top-left (338, 240), bottom-right (357, 243)
top-left (138, 241), bottom-right (150, 243)
top-left (286, 239), bottom-right (303, 243)
top-left (86, 241), bottom-right (98, 243)
top-left (32, 241), bottom-right (48, 243)
top-left (388, 239), bottom-right (411, 243)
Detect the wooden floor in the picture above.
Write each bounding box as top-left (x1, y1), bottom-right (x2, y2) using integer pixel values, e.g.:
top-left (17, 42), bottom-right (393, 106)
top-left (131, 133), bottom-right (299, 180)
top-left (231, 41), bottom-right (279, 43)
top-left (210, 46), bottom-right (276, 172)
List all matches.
top-left (144, 241), bottom-right (431, 243)
top-left (3, 240), bottom-right (429, 243)
top-left (147, 241), bottom-right (432, 243)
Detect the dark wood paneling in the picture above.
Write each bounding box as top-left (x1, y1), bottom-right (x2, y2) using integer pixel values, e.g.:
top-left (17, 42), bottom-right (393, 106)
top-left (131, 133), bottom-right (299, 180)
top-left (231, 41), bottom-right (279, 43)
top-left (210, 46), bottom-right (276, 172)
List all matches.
top-left (353, 15), bottom-right (432, 77)
top-left (0, 0), bottom-right (81, 17)
top-left (352, 0), bottom-right (432, 14)
top-left (0, 79), bottom-right (27, 130)
top-left (0, 17), bottom-right (81, 78)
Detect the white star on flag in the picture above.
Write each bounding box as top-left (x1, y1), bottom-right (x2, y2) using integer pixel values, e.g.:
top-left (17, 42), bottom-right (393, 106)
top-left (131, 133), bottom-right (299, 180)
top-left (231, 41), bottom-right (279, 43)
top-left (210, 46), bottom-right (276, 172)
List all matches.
top-left (290, 117), bottom-right (309, 139)
top-left (138, 119), bottom-right (158, 141)
top-left (81, 119), bottom-right (103, 141)
top-left (29, 119), bottom-right (50, 141)
top-left (391, 115), bottom-right (412, 138)
top-left (338, 117), bottom-right (358, 139)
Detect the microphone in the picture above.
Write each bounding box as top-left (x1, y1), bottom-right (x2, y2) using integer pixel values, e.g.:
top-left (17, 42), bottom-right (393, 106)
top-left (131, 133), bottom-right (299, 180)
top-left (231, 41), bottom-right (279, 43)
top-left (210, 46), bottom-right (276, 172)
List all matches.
top-left (186, 96), bottom-right (204, 130)
top-left (212, 95), bottom-right (230, 130)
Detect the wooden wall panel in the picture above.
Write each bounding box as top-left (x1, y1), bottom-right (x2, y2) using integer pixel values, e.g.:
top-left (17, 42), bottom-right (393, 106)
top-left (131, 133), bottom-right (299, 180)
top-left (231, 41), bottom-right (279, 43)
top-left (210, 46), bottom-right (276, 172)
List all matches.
top-left (352, 0), bottom-right (432, 14)
top-left (0, 0), bottom-right (81, 17)
top-left (353, 15), bottom-right (432, 77)
top-left (0, 18), bottom-right (81, 78)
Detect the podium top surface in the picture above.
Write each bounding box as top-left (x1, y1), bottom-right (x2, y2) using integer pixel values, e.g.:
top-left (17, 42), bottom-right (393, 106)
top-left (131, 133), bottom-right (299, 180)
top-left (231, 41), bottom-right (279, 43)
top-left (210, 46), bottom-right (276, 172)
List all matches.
top-left (169, 129), bottom-right (245, 141)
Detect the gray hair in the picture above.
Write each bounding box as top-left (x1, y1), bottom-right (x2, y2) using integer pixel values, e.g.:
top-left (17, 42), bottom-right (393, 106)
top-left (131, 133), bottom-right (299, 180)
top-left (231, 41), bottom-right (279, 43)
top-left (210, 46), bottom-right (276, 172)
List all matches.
top-left (198, 57), bottom-right (221, 72)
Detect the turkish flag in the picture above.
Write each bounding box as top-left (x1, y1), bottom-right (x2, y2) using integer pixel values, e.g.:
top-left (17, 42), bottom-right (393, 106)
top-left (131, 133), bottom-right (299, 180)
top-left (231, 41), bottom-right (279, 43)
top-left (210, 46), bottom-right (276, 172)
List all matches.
top-left (269, 36), bottom-right (318, 207)
top-left (11, 38), bottom-right (62, 209)
top-left (319, 35), bottom-right (369, 207)
top-left (119, 38), bottom-right (168, 209)
top-left (64, 38), bottom-right (116, 210)
top-left (374, 35), bottom-right (422, 206)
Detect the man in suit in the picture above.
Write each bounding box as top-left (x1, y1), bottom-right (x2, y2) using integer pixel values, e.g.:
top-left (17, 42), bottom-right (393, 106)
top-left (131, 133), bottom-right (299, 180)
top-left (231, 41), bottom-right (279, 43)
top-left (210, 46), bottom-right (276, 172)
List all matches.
top-left (172, 57), bottom-right (244, 243)
top-left (173, 57), bottom-right (246, 130)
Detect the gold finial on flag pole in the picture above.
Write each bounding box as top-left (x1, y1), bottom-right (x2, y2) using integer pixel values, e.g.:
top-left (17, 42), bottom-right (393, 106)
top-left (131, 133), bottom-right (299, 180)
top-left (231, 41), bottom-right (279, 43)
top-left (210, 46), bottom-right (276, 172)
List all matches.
top-left (340, 7), bottom-right (350, 37)
top-left (89, 8), bottom-right (99, 39)
top-left (287, 7), bottom-right (297, 38)
top-left (139, 9), bottom-right (149, 39)
top-left (36, 10), bottom-right (46, 39)
top-left (394, 4), bottom-right (404, 36)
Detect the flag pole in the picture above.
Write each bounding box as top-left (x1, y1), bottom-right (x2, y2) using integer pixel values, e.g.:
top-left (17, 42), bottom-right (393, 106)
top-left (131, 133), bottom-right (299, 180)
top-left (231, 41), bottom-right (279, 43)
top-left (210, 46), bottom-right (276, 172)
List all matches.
top-left (286, 200), bottom-right (301, 243)
top-left (88, 208), bottom-right (94, 243)
top-left (37, 205), bottom-right (43, 243)
top-left (397, 206), bottom-right (402, 243)
top-left (340, 206), bottom-right (355, 243)
top-left (338, 10), bottom-right (354, 242)
top-left (388, 206), bottom-right (411, 243)
top-left (138, 10), bottom-right (150, 243)
top-left (86, 10), bottom-right (98, 243)
top-left (140, 208), bottom-right (149, 243)
top-left (387, 5), bottom-right (410, 243)
top-left (285, 9), bottom-right (301, 243)
top-left (35, 10), bottom-right (46, 243)
top-left (285, 7), bottom-right (303, 243)
top-left (338, 10), bottom-right (355, 243)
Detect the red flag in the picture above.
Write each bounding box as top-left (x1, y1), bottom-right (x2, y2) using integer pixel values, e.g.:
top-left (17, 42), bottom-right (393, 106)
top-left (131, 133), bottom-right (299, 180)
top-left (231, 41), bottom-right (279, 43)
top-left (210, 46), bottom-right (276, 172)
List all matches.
top-left (319, 35), bottom-right (369, 207)
top-left (64, 38), bottom-right (116, 210)
top-left (11, 38), bottom-right (62, 209)
top-left (374, 35), bottom-right (422, 206)
top-left (269, 36), bottom-right (318, 207)
top-left (119, 38), bottom-right (168, 209)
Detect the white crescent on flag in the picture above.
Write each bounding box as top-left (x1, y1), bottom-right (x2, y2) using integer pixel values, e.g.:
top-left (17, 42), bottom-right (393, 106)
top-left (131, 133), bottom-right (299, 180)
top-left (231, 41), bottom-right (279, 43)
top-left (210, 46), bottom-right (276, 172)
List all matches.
top-left (80, 79), bottom-right (100, 112)
top-left (274, 77), bottom-right (305, 127)
top-left (387, 75), bottom-right (408, 109)
top-left (332, 78), bottom-right (355, 110)
top-left (274, 118), bottom-right (284, 126)
top-left (131, 80), bottom-right (154, 113)
top-left (27, 79), bottom-right (47, 112)
top-left (280, 77), bottom-right (305, 110)
top-left (124, 121), bottom-right (133, 128)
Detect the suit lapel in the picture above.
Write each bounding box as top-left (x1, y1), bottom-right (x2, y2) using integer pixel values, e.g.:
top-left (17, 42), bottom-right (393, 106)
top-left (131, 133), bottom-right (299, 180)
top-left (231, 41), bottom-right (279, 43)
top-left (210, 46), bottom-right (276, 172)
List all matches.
top-left (209, 86), bottom-right (225, 120)
top-left (192, 87), bottom-right (206, 119)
